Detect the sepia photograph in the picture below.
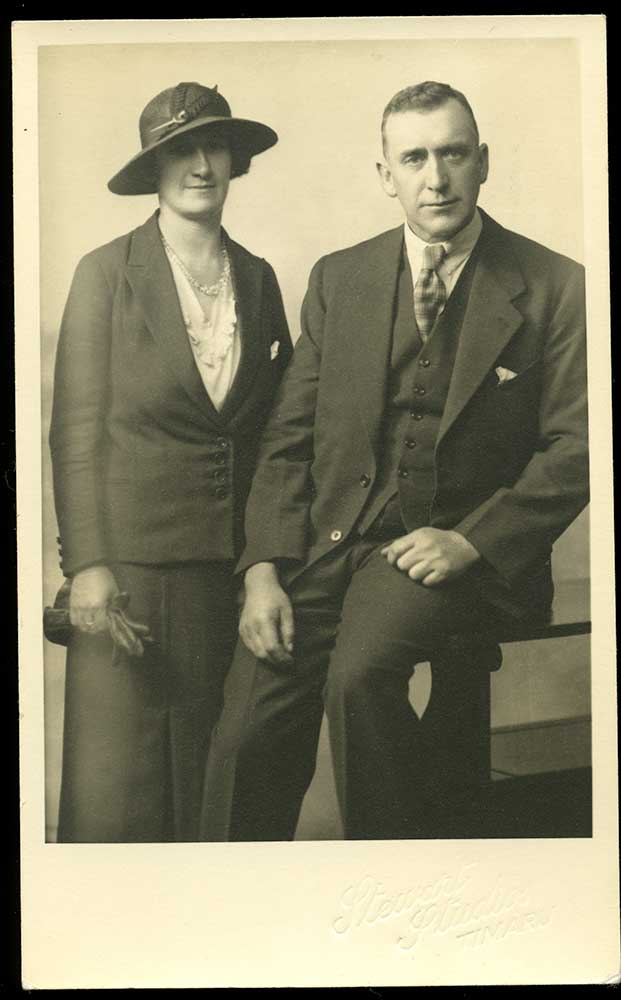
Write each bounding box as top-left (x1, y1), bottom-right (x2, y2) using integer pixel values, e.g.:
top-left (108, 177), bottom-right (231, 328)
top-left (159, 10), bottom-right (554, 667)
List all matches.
top-left (16, 15), bottom-right (617, 988)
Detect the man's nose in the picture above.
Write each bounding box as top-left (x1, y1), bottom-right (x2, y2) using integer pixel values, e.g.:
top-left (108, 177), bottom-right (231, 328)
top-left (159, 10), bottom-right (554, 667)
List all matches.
top-left (424, 155), bottom-right (448, 190)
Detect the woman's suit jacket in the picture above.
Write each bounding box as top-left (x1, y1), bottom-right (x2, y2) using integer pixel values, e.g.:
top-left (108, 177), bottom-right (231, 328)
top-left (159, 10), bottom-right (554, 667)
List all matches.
top-left (50, 213), bottom-right (293, 578)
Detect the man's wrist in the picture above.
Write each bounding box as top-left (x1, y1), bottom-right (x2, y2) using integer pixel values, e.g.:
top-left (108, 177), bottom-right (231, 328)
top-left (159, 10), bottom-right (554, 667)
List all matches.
top-left (244, 561), bottom-right (280, 587)
top-left (451, 530), bottom-right (481, 564)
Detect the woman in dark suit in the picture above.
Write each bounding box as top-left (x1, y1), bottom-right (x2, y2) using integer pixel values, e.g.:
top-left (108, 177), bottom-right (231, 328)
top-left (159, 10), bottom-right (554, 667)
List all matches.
top-left (49, 81), bottom-right (292, 842)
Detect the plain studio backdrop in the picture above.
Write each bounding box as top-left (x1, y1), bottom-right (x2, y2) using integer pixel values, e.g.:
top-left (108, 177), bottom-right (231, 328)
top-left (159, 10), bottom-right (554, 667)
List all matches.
top-left (39, 37), bottom-right (590, 839)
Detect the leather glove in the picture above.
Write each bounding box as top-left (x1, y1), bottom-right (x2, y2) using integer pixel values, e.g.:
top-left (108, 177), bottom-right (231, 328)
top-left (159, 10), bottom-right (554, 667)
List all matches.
top-left (43, 582), bottom-right (153, 658)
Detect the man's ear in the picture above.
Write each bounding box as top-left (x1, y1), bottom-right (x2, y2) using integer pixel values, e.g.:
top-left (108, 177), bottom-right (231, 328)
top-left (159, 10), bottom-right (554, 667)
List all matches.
top-left (478, 143), bottom-right (489, 185)
top-left (376, 160), bottom-right (397, 198)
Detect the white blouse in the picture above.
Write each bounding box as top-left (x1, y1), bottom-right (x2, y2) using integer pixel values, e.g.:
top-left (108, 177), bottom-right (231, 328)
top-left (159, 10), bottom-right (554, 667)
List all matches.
top-left (165, 248), bottom-right (241, 412)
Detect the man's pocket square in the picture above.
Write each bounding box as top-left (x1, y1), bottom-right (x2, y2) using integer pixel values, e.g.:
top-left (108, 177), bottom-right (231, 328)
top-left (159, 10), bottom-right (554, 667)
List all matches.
top-left (270, 340), bottom-right (280, 361)
top-left (495, 366), bottom-right (518, 385)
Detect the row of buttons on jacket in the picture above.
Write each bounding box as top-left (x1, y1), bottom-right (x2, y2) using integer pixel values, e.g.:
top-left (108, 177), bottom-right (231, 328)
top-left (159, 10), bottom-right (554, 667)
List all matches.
top-left (208, 437), bottom-right (231, 499)
top-left (328, 360), bottom-right (433, 546)
top-left (398, 357), bottom-right (433, 478)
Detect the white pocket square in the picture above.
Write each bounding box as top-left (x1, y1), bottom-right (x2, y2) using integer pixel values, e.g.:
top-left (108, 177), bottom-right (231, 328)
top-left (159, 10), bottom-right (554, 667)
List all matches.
top-left (270, 340), bottom-right (280, 361)
top-left (495, 366), bottom-right (518, 385)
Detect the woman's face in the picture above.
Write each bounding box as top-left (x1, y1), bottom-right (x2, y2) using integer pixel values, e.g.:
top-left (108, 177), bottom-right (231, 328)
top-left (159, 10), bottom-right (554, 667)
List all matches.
top-left (155, 130), bottom-right (233, 221)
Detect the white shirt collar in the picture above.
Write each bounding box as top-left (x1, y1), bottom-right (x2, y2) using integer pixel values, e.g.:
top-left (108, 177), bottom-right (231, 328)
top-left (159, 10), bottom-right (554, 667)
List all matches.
top-left (403, 208), bottom-right (482, 275)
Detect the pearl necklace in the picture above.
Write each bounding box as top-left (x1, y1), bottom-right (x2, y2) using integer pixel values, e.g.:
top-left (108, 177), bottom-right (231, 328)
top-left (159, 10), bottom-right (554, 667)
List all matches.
top-left (160, 231), bottom-right (230, 297)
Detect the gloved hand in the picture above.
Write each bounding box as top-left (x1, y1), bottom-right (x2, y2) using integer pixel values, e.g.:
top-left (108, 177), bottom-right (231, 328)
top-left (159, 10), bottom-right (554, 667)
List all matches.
top-left (43, 583), bottom-right (153, 658)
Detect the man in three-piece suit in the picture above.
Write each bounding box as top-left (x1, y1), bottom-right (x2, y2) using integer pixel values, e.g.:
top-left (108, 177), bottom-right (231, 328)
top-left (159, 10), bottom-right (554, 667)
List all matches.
top-left (209, 81), bottom-right (589, 841)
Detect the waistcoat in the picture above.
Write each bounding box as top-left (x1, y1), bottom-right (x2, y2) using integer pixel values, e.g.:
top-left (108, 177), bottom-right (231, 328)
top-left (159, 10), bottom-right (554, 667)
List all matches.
top-left (357, 243), bottom-right (480, 536)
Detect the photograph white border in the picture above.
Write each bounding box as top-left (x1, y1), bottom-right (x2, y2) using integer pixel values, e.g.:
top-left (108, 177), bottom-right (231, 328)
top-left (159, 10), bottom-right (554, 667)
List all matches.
top-left (15, 15), bottom-right (618, 988)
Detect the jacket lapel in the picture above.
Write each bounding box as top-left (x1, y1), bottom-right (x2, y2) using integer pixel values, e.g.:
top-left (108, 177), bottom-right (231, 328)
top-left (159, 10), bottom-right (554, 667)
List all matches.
top-left (124, 213), bottom-right (222, 424)
top-left (342, 226), bottom-right (405, 455)
top-left (218, 232), bottom-right (264, 426)
top-left (437, 211), bottom-right (526, 446)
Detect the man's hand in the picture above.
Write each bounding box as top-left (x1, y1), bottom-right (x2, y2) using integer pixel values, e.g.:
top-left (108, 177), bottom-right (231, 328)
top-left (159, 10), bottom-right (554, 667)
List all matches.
top-left (239, 562), bottom-right (295, 664)
top-left (69, 565), bottom-right (120, 633)
top-left (381, 527), bottom-right (480, 586)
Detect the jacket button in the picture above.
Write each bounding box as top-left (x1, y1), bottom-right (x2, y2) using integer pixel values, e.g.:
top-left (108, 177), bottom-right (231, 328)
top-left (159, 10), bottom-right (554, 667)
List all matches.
top-left (359, 474), bottom-right (371, 488)
top-left (398, 468), bottom-right (409, 479)
top-left (410, 411), bottom-right (424, 421)
top-left (405, 438), bottom-right (417, 449)
top-left (419, 358), bottom-right (431, 368)
top-left (330, 530), bottom-right (342, 542)
top-left (414, 386), bottom-right (426, 396)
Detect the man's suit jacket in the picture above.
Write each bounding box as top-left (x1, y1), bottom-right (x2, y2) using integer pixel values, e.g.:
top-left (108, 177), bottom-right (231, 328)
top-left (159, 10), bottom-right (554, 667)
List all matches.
top-left (238, 209), bottom-right (589, 616)
top-left (50, 212), bottom-right (293, 578)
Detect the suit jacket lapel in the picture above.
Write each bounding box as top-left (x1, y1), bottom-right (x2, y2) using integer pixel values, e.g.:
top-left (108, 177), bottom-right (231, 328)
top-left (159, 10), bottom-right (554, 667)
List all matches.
top-left (218, 232), bottom-right (264, 426)
top-left (437, 211), bottom-right (526, 445)
top-left (342, 226), bottom-right (404, 455)
top-left (125, 213), bottom-right (222, 424)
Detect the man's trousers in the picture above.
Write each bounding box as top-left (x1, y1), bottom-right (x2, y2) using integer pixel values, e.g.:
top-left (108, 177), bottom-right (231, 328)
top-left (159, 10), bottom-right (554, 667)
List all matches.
top-left (203, 532), bottom-right (509, 841)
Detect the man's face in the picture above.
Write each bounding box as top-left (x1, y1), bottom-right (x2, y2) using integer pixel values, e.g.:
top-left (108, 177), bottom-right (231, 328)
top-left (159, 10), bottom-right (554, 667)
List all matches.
top-left (378, 99), bottom-right (489, 242)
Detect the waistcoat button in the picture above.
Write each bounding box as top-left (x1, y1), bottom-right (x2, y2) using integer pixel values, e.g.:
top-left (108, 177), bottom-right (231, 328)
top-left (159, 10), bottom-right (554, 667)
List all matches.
top-left (398, 468), bottom-right (409, 479)
top-left (215, 487), bottom-right (227, 499)
top-left (359, 474), bottom-right (371, 488)
top-left (330, 530), bottom-right (343, 542)
top-left (405, 438), bottom-right (417, 449)
top-left (415, 386), bottom-right (426, 396)
top-left (217, 437), bottom-right (229, 449)
top-left (419, 358), bottom-right (431, 368)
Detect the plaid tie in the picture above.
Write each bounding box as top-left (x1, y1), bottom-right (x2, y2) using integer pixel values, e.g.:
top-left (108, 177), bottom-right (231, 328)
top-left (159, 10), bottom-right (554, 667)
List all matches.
top-left (413, 243), bottom-right (447, 341)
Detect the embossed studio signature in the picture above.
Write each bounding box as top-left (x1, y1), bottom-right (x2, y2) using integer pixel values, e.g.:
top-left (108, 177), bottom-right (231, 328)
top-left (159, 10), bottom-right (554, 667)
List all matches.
top-left (332, 867), bottom-right (551, 953)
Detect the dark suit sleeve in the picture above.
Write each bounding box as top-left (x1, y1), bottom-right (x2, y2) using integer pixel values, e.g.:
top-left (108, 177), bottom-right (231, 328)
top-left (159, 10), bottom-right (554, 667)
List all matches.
top-left (455, 262), bottom-right (589, 585)
top-left (49, 253), bottom-right (113, 577)
top-left (236, 258), bottom-right (326, 575)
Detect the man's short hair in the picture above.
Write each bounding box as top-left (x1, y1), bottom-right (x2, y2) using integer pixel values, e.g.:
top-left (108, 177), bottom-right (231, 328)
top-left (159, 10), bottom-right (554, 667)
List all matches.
top-left (381, 81), bottom-right (480, 154)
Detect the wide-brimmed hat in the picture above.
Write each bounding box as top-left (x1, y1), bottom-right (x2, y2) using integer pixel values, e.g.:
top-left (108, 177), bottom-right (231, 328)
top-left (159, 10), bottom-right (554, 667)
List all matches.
top-left (107, 81), bottom-right (278, 195)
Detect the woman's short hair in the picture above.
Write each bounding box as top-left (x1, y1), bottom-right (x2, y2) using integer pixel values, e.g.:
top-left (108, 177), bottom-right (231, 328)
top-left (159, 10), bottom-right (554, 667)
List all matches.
top-left (230, 143), bottom-right (252, 179)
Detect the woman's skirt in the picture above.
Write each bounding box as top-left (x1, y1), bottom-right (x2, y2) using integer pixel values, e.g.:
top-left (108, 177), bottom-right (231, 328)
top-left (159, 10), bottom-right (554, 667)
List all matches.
top-left (57, 560), bottom-right (238, 843)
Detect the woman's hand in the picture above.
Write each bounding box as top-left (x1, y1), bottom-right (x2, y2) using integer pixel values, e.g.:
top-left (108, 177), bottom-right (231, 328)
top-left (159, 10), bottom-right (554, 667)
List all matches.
top-left (239, 562), bottom-right (295, 665)
top-left (69, 566), bottom-right (120, 634)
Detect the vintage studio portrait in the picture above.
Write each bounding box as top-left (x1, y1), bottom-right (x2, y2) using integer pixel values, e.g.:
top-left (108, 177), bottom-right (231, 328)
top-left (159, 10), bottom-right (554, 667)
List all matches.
top-left (40, 39), bottom-right (591, 845)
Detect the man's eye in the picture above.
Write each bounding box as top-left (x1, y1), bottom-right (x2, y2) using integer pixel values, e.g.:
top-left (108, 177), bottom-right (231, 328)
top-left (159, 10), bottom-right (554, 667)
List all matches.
top-left (445, 149), bottom-right (466, 161)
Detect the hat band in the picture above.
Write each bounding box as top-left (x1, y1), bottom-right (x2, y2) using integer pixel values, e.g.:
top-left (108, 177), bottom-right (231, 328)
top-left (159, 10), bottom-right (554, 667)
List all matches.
top-left (150, 110), bottom-right (191, 133)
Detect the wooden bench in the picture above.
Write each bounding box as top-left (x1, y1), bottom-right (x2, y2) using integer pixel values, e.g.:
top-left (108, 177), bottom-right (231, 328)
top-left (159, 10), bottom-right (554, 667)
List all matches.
top-left (430, 578), bottom-right (592, 837)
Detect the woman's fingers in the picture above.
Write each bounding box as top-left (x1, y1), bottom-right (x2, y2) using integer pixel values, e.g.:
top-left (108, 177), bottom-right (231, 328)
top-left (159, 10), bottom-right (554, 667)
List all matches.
top-left (72, 606), bottom-right (108, 634)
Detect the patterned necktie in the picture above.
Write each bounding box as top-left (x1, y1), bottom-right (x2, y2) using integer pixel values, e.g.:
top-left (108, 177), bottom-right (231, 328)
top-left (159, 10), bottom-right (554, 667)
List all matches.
top-left (413, 243), bottom-right (447, 341)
